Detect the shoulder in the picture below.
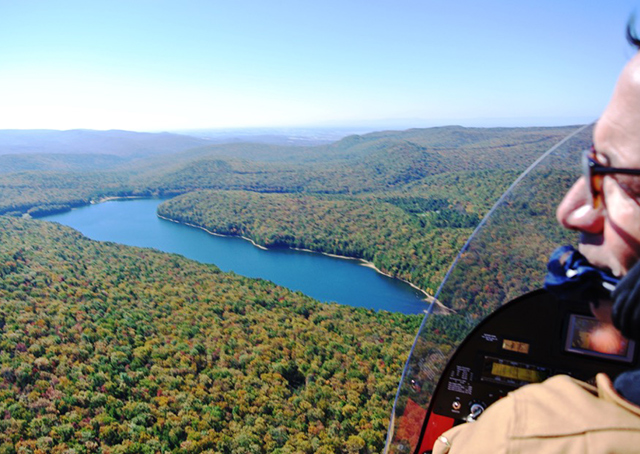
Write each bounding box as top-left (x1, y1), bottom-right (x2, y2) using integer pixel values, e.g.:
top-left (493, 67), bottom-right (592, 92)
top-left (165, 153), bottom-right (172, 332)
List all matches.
top-left (434, 374), bottom-right (640, 454)
top-left (510, 374), bottom-right (640, 437)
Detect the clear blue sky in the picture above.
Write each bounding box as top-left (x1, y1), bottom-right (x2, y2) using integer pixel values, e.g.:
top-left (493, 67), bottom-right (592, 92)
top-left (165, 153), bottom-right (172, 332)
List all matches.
top-left (1, 0), bottom-right (638, 131)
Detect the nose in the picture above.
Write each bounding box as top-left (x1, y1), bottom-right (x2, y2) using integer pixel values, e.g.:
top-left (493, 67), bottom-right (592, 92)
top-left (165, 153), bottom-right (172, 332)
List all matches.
top-left (556, 177), bottom-right (605, 234)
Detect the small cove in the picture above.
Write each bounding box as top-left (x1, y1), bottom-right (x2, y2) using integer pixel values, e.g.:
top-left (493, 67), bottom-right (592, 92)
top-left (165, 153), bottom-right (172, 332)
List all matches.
top-left (42, 198), bottom-right (430, 314)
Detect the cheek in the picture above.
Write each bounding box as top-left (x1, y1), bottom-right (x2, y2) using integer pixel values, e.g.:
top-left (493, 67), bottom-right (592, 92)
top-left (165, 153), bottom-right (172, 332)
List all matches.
top-left (603, 183), bottom-right (640, 273)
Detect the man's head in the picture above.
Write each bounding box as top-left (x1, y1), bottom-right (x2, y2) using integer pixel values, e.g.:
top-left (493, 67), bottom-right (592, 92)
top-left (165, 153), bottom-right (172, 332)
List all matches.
top-left (554, 20), bottom-right (640, 343)
top-left (557, 25), bottom-right (640, 279)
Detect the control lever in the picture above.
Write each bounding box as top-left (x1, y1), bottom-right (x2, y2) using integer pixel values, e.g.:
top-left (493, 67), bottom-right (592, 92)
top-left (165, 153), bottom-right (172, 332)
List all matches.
top-left (464, 402), bottom-right (486, 422)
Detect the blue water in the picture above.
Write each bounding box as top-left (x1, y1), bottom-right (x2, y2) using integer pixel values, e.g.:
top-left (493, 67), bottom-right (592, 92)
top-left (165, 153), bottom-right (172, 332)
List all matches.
top-left (42, 198), bottom-right (429, 314)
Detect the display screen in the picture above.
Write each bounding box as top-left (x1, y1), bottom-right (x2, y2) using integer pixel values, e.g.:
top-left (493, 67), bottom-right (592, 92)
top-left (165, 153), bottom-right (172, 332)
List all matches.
top-left (502, 339), bottom-right (530, 354)
top-left (482, 356), bottom-right (550, 386)
top-left (491, 363), bottom-right (544, 382)
top-left (565, 314), bottom-right (635, 363)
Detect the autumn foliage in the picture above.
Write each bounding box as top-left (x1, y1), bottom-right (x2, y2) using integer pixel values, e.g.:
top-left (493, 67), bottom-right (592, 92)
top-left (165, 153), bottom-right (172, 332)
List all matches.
top-left (0, 217), bottom-right (420, 453)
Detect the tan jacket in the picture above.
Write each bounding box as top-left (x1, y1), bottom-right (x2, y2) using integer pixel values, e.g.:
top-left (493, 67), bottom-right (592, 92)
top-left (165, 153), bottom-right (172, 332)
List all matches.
top-left (433, 374), bottom-right (640, 454)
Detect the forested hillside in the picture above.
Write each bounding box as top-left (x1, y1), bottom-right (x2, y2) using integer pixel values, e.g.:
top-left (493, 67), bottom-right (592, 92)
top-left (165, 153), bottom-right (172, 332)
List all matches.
top-left (0, 124), bottom-right (590, 451)
top-left (0, 217), bottom-right (421, 453)
top-left (157, 188), bottom-right (486, 294)
top-left (0, 126), bottom-right (586, 217)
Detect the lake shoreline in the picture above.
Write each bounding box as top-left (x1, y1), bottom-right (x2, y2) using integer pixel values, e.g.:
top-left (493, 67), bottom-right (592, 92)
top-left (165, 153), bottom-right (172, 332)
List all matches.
top-left (157, 214), bottom-right (269, 250)
top-left (157, 213), bottom-right (450, 314)
top-left (93, 195), bottom-right (148, 204)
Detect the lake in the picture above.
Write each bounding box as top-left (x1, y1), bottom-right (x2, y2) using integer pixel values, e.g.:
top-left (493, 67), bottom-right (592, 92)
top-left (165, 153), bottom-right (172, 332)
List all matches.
top-left (42, 198), bottom-right (430, 314)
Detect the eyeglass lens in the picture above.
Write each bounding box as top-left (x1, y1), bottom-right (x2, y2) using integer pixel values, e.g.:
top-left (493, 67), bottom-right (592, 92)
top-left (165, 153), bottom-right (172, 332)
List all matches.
top-left (583, 149), bottom-right (604, 208)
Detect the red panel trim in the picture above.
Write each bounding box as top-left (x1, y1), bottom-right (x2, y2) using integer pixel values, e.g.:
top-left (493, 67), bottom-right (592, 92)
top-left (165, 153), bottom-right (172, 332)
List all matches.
top-left (418, 413), bottom-right (455, 453)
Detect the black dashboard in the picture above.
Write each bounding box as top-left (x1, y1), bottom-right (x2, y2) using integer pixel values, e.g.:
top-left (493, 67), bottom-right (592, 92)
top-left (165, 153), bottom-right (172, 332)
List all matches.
top-left (417, 289), bottom-right (638, 453)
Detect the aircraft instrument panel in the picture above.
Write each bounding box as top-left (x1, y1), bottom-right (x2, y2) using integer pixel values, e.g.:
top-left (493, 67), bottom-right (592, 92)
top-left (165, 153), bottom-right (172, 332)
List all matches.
top-left (417, 289), bottom-right (639, 454)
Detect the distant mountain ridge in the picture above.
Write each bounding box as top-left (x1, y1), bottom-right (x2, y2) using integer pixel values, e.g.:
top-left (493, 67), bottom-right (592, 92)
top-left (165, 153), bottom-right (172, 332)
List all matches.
top-left (0, 129), bottom-right (212, 157)
top-left (0, 125), bottom-right (590, 214)
top-left (0, 125), bottom-right (583, 163)
top-left (0, 152), bottom-right (127, 174)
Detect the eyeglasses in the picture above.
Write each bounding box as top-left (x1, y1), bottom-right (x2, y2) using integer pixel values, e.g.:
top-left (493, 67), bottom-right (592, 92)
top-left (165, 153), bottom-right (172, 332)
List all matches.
top-left (583, 146), bottom-right (640, 208)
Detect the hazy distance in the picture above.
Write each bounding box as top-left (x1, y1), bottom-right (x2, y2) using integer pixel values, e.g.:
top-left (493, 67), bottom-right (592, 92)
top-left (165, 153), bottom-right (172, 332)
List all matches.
top-left (1, 1), bottom-right (638, 132)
